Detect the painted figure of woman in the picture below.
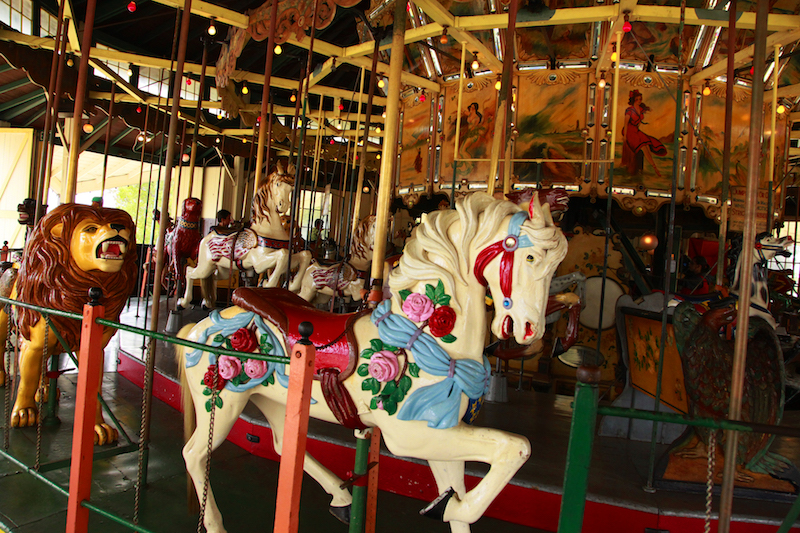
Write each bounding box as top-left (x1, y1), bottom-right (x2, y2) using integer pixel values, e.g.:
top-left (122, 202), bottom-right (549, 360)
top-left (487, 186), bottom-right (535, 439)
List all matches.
top-left (460, 102), bottom-right (487, 159)
top-left (622, 89), bottom-right (667, 177)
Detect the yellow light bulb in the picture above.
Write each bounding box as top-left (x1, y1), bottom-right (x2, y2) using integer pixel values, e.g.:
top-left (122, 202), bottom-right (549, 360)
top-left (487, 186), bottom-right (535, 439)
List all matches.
top-left (242, 84), bottom-right (249, 95)
top-left (375, 126), bottom-right (381, 133)
top-left (495, 80), bottom-right (501, 90)
top-left (274, 44), bottom-right (282, 55)
top-left (610, 51), bottom-right (617, 62)
top-left (471, 59), bottom-right (479, 70)
top-left (703, 85), bottom-right (711, 96)
top-left (207, 20), bottom-right (216, 36)
top-left (778, 104), bottom-right (786, 114)
top-left (290, 93), bottom-right (296, 103)
top-left (598, 78), bottom-right (606, 89)
top-left (376, 153), bottom-right (381, 160)
top-left (378, 79), bottom-right (385, 89)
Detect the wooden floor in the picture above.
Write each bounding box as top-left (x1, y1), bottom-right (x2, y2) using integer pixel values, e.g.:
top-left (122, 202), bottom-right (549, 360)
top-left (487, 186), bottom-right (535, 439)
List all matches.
top-left (1, 296), bottom-right (799, 532)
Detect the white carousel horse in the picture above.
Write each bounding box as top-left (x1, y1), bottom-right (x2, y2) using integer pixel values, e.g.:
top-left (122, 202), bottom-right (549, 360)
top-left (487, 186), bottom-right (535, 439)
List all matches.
top-left (730, 233), bottom-right (793, 328)
top-left (297, 215), bottom-right (391, 303)
top-left (177, 192), bottom-right (568, 533)
top-left (177, 164), bottom-right (312, 310)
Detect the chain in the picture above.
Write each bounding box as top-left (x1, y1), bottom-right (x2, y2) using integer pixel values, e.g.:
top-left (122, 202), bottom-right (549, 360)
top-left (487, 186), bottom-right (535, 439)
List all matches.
top-left (704, 431), bottom-right (717, 533)
top-left (133, 339), bottom-right (155, 524)
top-left (198, 366), bottom-right (219, 533)
top-left (3, 305), bottom-right (12, 450)
top-left (34, 317), bottom-right (49, 471)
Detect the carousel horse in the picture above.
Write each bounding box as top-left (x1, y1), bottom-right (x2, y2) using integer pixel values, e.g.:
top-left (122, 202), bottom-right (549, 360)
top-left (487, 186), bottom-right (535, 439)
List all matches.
top-left (177, 192), bottom-right (568, 533)
top-left (177, 164), bottom-right (312, 310)
top-left (297, 215), bottom-right (390, 304)
top-left (730, 233), bottom-right (793, 328)
top-left (167, 197), bottom-right (202, 296)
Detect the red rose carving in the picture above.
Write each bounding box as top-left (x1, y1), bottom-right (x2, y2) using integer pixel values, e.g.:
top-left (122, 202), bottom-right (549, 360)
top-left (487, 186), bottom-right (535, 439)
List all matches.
top-left (203, 365), bottom-right (226, 390)
top-left (230, 327), bottom-right (259, 352)
top-left (428, 306), bottom-right (456, 337)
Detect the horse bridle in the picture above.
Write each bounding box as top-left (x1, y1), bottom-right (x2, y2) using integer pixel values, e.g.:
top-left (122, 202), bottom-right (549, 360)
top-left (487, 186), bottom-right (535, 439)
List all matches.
top-left (473, 211), bottom-right (534, 310)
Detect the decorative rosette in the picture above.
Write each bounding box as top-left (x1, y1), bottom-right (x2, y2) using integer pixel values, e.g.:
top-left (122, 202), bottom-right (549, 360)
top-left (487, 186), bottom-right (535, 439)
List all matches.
top-left (399, 280), bottom-right (457, 343)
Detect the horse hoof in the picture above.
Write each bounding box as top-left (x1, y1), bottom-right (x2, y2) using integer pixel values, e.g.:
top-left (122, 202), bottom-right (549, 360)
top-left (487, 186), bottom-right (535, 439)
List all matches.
top-left (329, 505), bottom-right (350, 524)
top-left (175, 304), bottom-right (184, 312)
top-left (419, 487), bottom-right (455, 521)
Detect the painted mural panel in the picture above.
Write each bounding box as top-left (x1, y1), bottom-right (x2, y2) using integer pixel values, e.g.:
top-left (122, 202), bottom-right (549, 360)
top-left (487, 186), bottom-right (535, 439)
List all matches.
top-left (441, 78), bottom-right (497, 183)
top-left (399, 94), bottom-right (431, 189)
top-left (514, 71), bottom-right (586, 185)
top-left (696, 90), bottom-right (751, 195)
top-left (619, 22), bottom-right (682, 64)
top-left (614, 79), bottom-right (676, 190)
top-left (516, 24), bottom-right (592, 62)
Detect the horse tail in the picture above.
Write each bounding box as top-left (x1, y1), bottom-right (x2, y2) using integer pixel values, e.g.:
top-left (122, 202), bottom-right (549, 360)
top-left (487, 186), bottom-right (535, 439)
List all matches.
top-left (176, 322), bottom-right (200, 512)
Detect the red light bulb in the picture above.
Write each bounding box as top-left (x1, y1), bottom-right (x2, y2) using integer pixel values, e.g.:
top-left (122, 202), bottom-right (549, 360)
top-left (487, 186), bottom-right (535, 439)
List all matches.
top-left (186, 79), bottom-right (192, 86)
top-left (623, 19), bottom-right (632, 32)
top-left (127, 1), bottom-right (136, 13)
top-left (338, 103), bottom-right (344, 111)
top-left (136, 105), bottom-right (142, 113)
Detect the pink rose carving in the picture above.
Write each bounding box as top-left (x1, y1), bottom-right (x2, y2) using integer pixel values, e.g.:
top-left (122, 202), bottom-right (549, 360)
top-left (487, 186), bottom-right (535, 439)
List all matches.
top-left (368, 350), bottom-right (400, 383)
top-left (244, 358), bottom-right (268, 379)
top-left (218, 355), bottom-right (243, 380)
top-left (402, 293), bottom-right (435, 322)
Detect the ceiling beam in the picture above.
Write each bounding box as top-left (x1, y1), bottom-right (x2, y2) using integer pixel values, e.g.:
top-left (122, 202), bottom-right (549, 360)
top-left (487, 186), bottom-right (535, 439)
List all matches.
top-left (634, 6), bottom-right (800, 31)
top-left (1, 93), bottom-right (45, 120)
top-left (778, 83), bottom-right (800, 98)
top-left (109, 125), bottom-right (135, 147)
top-left (151, 0), bottom-right (249, 28)
top-left (88, 58), bottom-right (148, 103)
top-left (23, 108), bottom-right (46, 127)
top-left (0, 77), bottom-right (31, 94)
top-left (690, 28), bottom-right (800, 86)
top-left (413, 0), bottom-right (503, 72)
top-left (0, 90), bottom-right (44, 113)
top-left (342, 25), bottom-right (443, 58)
top-left (62, 0), bottom-right (82, 53)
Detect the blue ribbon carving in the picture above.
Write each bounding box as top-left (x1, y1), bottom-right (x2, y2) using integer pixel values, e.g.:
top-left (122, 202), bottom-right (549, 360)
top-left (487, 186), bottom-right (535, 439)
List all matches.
top-left (185, 311), bottom-right (289, 391)
top-left (371, 300), bottom-right (490, 429)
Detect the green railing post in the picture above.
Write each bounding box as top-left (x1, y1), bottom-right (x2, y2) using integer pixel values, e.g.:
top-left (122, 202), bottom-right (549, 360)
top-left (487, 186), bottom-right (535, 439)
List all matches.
top-left (349, 430), bottom-right (371, 533)
top-left (557, 366), bottom-right (601, 533)
top-left (43, 352), bottom-right (60, 426)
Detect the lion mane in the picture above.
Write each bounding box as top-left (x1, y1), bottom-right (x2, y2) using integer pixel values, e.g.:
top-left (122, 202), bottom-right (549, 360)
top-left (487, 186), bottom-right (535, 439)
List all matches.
top-left (17, 204), bottom-right (138, 348)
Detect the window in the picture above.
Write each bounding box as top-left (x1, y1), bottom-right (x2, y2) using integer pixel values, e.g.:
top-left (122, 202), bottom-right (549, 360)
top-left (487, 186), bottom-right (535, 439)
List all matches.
top-left (138, 67), bottom-right (170, 98)
top-left (0, 0), bottom-right (33, 35)
top-left (39, 8), bottom-right (57, 38)
top-left (93, 44), bottom-right (132, 83)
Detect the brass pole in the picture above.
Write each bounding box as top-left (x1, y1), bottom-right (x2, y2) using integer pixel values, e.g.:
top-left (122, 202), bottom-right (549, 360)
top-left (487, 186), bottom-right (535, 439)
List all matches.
top-left (187, 38), bottom-right (209, 196)
top-left (64, 0), bottom-right (98, 203)
top-left (347, 67), bottom-right (365, 242)
top-left (718, 0), bottom-right (768, 529)
top-left (609, 32), bottom-right (622, 171)
top-left (369, 0), bottom-right (406, 297)
top-left (768, 43), bottom-right (780, 231)
top-left (100, 83), bottom-right (116, 198)
top-left (352, 38), bottom-right (381, 234)
top-left (500, 0), bottom-right (519, 195)
top-left (143, 0), bottom-right (193, 469)
top-left (450, 42), bottom-right (466, 208)
top-left (35, 0), bottom-right (65, 223)
top-left (717, 0), bottom-right (737, 286)
top-left (43, 18), bottom-right (69, 206)
top-left (254, 0), bottom-right (280, 194)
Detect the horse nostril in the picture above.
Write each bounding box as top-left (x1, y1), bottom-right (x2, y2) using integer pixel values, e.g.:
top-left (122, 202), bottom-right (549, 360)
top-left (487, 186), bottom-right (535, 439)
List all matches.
top-left (111, 224), bottom-right (125, 232)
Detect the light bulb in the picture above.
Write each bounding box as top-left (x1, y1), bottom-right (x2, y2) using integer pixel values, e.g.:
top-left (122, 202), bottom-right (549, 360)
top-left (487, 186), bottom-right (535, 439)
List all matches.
top-left (208, 20), bottom-right (217, 36)
top-left (598, 77), bottom-right (606, 89)
top-left (83, 123), bottom-right (94, 134)
top-left (495, 80), bottom-right (501, 90)
top-left (471, 58), bottom-right (479, 70)
top-left (381, 111), bottom-right (386, 118)
top-left (215, 137), bottom-right (221, 144)
top-left (778, 104), bottom-right (786, 114)
top-left (290, 92), bottom-right (296, 103)
top-left (375, 126), bottom-right (381, 133)
top-left (127, 1), bottom-right (136, 13)
top-left (377, 78), bottom-right (385, 89)
top-left (376, 153), bottom-right (381, 160)
top-left (440, 33), bottom-right (448, 45)
top-left (137, 133), bottom-right (145, 142)
top-left (703, 85), bottom-right (711, 96)
top-left (274, 44), bottom-right (282, 55)
top-left (610, 51), bottom-right (617, 62)
top-left (242, 83), bottom-right (249, 95)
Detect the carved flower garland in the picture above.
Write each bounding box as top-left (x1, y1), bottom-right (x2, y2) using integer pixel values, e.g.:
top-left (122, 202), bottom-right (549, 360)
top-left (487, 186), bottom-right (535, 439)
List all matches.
top-left (359, 280), bottom-right (456, 416)
top-left (200, 326), bottom-right (275, 412)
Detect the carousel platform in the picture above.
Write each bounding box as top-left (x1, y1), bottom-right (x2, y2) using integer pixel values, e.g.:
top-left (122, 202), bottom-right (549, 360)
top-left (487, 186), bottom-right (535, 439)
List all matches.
top-left (1, 296), bottom-right (799, 533)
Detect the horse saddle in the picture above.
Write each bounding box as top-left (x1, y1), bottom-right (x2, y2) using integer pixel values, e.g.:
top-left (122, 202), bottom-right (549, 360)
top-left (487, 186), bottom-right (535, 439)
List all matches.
top-left (232, 287), bottom-right (370, 430)
top-left (231, 287), bottom-right (368, 381)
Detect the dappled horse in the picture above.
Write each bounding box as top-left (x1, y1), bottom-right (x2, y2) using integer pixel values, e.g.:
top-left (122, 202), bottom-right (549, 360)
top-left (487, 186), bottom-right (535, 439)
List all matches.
top-left (297, 215), bottom-right (391, 303)
top-left (176, 164), bottom-right (312, 310)
top-left (177, 192), bottom-right (568, 532)
top-left (730, 232), bottom-right (793, 328)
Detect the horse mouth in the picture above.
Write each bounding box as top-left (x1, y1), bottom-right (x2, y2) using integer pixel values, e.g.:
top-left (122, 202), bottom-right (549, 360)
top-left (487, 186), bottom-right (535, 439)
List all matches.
top-left (524, 322), bottom-right (534, 339)
top-left (96, 237), bottom-right (128, 260)
top-left (502, 316), bottom-right (512, 339)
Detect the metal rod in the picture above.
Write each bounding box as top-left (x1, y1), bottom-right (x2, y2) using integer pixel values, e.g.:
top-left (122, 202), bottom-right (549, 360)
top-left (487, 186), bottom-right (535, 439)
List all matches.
top-left (500, 0), bottom-right (518, 195)
top-left (64, 0), bottom-right (98, 203)
top-left (646, 1), bottom-right (685, 492)
top-left (100, 83), bottom-right (116, 198)
top-left (82, 501), bottom-right (159, 533)
top-left (254, 0), bottom-right (280, 195)
top-left (768, 43), bottom-right (779, 231)
top-left (0, 447), bottom-right (69, 496)
top-left (346, 67), bottom-right (365, 244)
top-left (34, 0), bottom-right (65, 223)
top-left (187, 38), bottom-right (209, 196)
top-left (718, 0), bottom-right (769, 529)
top-left (42, 19), bottom-right (69, 208)
top-left (450, 43), bottom-right (466, 208)
top-left (717, 0), bottom-right (737, 286)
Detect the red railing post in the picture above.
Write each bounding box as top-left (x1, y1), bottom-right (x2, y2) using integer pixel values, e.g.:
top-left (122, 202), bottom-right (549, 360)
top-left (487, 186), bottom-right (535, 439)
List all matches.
top-left (66, 288), bottom-right (105, 533)
top-left (274, 322), bottom-right (316, 533)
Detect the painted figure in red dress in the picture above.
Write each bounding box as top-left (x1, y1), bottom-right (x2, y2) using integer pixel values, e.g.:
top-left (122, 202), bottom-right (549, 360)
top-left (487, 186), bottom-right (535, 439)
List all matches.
top-left (621, 89), bottom-right (667, 177)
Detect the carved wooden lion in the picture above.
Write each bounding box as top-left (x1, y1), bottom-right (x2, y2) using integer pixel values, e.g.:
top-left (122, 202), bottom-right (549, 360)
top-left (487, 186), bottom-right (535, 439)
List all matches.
top-left (0, 203), bottom-right (137, 444)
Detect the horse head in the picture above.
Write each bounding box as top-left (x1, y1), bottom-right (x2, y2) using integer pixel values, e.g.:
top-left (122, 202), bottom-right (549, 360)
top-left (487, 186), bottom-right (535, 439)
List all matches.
top-left (252, 164), bottom-right (295, 234)
top-left (756, 233), bottom-right (793, 262)
top-left (474, 193), bottom-right (568, 345)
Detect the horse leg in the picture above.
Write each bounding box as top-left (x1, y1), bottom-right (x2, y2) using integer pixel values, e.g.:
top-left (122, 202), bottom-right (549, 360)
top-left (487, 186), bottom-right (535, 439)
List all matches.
top-left (380, 423), bottom-right (530, 526)
top-left (428, 461), bottom-right (470, 533)
top-left (183, 390), bottom-right (249, 533)
top-left (288, 251), bottom-right (312, 293)
top-left (177, 264), bottom-right (197, 310)
top-left (262, 250), bottom-right (288, 288)
top-left (249, 395), bottom-right (352, 519)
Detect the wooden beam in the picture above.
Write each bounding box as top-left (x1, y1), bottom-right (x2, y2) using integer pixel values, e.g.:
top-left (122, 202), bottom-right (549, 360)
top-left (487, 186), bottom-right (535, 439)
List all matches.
top-left (342, 25), bottom-right (443, 58)
top-left (778, 83), bottom-right (800, 98)
top-left (634, 6), bottom-right (800, 31)
top-left (151, 0), bottom-right (249, 28)
top-left (690, 28), bottom-right (800, 86)
top-left (412, 0), bottom-right (503, 72)
top-left (88, 58), bottom-right (148, 103)
top-left (62, 0), bottom-right (82, 53)
top-left (458, 6), bottom-right (617, 31)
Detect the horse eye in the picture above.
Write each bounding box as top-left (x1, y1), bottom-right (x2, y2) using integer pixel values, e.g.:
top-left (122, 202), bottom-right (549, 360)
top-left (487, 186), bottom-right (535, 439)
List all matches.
top-left (84, 226), bottom-right (98, 234)
top-left (526, 254), bottom-right (534, 263)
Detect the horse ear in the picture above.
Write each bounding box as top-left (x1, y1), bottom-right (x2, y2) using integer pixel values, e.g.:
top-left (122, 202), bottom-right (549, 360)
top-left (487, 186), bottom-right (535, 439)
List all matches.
top-left (286, 163), bottom-right (296, 176)
top-left (528, 193), bottom-right (546, 229)
top-left (276, 160), bottom-right (285, 175)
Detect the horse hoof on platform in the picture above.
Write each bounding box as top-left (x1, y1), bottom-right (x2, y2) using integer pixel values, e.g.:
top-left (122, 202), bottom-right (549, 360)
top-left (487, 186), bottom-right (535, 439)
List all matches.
top-left (175, 304), bottom-right (184, 312)
top-left (419, 487), bottom-right (455, 521)
top-left (329, 504), bottom-right (350, 524)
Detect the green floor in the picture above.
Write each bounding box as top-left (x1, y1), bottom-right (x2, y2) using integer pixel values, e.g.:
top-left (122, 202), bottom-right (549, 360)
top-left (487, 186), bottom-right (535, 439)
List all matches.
top-left (0, 372), bottom-right (543, 533)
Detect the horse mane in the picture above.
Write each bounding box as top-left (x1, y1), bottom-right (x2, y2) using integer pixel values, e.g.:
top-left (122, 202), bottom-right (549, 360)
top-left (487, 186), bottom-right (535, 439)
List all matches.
top-left (390, 193), bottom-right (562, 314)
top-left (350, 215), bottom-right (376, 260)
top-left (252, 168), bottom-right (293, 226)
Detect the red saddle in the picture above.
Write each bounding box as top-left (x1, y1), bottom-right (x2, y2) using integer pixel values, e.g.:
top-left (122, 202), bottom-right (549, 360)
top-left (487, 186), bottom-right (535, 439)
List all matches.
top-left (232, 287), bottom-right (368, 380)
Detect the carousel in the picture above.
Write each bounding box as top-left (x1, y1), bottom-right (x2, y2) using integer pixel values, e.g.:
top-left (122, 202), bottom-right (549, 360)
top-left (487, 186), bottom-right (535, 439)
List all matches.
top-left (0, 0), bottom-right (799, 532)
